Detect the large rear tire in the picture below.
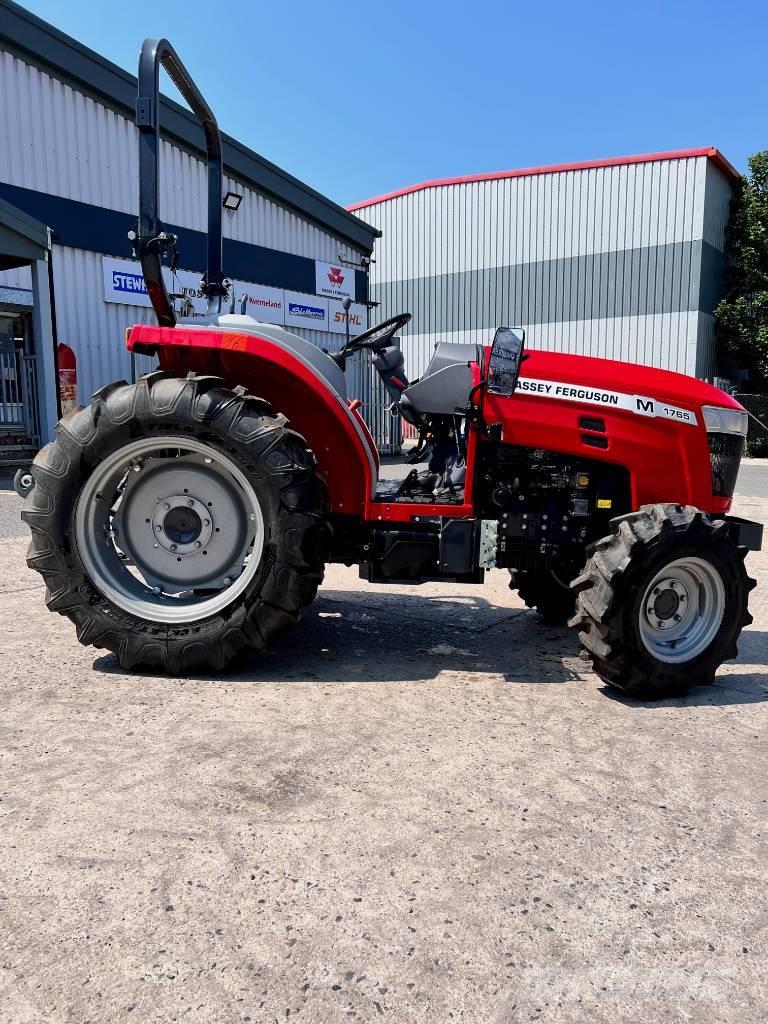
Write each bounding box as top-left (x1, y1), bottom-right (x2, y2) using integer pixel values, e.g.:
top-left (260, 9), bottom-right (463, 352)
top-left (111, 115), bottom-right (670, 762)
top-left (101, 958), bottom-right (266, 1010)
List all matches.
top-left (569, 504), bottom-right (756, 699)
top-left (22, 372), bottom-right (330, 674)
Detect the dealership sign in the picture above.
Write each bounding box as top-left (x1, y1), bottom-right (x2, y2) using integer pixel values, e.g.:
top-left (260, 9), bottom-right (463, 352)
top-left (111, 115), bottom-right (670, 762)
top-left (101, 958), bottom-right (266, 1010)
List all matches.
top-left (315, 260), bottom-right (354, 300)
top-left (103, 257), bottom-right (365, 336)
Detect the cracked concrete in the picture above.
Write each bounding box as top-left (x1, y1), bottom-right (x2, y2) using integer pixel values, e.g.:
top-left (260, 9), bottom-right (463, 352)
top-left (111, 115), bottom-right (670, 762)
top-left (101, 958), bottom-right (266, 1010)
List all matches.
top-left (0, 472), bottom-right (766, 1023)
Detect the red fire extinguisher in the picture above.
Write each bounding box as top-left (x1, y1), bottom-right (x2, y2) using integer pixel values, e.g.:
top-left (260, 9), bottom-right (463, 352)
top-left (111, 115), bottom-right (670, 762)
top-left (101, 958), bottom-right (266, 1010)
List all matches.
top-left (57, 342), bottom-right (77, 416)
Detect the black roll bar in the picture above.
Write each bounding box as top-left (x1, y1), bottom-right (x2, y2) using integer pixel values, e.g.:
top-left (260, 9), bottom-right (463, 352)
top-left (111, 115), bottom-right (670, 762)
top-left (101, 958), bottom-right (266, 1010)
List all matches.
top-left (135, 37), bottom-right (226, 327)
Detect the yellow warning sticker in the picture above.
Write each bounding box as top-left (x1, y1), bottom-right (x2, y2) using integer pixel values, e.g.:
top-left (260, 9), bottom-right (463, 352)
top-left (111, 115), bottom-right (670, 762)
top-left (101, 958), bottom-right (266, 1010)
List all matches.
top-left (597, 498), bottom-right (612, 509)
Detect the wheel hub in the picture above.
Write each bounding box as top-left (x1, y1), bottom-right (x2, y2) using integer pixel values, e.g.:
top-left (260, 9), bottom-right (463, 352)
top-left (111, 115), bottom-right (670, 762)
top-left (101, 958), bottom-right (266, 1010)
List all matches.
top-left (152, 495), bottom-right (212, 554)
top-left (647, 578), bottom-right (687, 630)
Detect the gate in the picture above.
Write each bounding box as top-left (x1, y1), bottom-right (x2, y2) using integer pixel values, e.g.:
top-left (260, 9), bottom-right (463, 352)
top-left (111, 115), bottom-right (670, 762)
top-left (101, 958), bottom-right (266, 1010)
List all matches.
top-left (0, 313), bottom-right (40, 446)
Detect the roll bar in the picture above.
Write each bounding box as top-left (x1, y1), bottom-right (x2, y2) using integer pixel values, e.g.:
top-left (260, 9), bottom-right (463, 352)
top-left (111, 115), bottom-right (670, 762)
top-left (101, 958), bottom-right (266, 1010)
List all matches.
top-left (135, 37), bottom-right (226, 327)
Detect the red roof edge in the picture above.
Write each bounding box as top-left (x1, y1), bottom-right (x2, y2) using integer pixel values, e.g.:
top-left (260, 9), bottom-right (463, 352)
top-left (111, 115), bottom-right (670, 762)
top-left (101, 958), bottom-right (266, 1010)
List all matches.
top-left (347, 147), bottom-right (742, 211)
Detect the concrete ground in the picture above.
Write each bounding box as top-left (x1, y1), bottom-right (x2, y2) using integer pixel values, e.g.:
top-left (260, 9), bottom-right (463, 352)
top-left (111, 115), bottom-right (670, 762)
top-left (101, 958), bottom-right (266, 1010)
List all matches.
top-left (0, 464), bottom-right (766, 1023)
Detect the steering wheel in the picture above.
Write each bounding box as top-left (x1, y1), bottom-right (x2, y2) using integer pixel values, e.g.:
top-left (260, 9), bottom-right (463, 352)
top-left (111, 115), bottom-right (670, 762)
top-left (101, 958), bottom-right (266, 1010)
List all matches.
top-left (344, 312), bottom-right (412, 354)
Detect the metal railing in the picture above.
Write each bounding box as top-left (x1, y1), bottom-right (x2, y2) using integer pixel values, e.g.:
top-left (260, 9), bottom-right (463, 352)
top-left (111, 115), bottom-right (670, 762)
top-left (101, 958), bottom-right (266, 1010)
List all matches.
top-left (21, 354), bottom-right (41, 445)
top-left (348, 352), bottom-right (403, 455)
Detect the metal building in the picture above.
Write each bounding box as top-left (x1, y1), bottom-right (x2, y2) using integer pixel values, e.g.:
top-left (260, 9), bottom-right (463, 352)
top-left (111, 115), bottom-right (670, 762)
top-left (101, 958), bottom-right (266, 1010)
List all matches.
top-left (350, 150), bottom-right (739, 383)
top-left (0, 0), bottom-right (378, 467)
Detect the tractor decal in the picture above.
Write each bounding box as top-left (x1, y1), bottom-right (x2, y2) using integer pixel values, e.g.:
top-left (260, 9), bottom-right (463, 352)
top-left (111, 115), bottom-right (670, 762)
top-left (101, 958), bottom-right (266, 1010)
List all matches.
top-left (515, 376), bottom-right (698, 425)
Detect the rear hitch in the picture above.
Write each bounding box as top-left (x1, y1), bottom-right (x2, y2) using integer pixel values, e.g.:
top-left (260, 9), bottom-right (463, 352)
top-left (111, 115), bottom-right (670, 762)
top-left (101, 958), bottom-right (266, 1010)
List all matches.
top-left (13, 467), bottom-right (34, 499)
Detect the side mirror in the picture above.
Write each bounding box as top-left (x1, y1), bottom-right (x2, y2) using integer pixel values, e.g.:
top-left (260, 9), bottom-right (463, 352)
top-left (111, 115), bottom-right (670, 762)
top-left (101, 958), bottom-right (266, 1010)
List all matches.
top-left (487, 327), bottom-right (525, 396)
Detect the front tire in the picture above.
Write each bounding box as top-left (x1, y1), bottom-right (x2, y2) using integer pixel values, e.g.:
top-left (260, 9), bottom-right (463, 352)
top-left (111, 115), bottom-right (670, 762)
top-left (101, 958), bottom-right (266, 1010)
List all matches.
top-left (569, 504), bottom-right (756, 699)
top-left (22, 372), bottom-right (330, 674)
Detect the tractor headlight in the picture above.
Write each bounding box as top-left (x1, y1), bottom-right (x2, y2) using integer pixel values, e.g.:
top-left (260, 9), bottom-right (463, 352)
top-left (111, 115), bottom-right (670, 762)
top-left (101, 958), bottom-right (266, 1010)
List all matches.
top-left (702, 406), bottom-right (747, 498)
top-left (701, 405), bottom-right (748, 436)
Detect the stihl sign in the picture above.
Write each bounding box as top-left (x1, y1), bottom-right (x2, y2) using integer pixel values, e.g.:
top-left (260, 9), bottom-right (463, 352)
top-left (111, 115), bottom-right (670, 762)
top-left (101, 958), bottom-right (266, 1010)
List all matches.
top-left (333, 310), bottom-right (363, 327)
top-left (316, 260), bottom-right (354, 299)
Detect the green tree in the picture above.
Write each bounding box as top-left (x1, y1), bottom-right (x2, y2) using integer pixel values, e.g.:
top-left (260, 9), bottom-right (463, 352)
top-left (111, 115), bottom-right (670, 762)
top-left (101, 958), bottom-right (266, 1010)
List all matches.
top-left (715, 151), bottom-right (768, 391)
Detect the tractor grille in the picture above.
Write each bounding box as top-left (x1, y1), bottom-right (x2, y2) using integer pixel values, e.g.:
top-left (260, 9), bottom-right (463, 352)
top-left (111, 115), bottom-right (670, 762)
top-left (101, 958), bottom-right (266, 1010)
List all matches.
top-left (708, 432), bottom-right (745, 497)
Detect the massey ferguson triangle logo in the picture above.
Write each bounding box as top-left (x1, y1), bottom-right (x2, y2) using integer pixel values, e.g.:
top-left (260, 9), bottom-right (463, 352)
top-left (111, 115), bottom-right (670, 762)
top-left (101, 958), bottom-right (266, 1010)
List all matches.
top-left (328, 266), bottom-right (345, 286)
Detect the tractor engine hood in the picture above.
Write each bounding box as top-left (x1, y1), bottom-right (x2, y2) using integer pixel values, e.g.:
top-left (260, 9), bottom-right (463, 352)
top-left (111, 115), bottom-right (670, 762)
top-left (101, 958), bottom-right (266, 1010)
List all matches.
top-left (516, 350), bottom-right (744, 418)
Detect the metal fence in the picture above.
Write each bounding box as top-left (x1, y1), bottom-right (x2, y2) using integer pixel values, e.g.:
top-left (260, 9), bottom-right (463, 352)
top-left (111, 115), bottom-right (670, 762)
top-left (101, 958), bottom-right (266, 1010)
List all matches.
top-left (0, 347), bottom-right (39, 443)
top-left (348, 349), bottom-right (404, 456)
top-left (735, 393), bottom-right (768, 455)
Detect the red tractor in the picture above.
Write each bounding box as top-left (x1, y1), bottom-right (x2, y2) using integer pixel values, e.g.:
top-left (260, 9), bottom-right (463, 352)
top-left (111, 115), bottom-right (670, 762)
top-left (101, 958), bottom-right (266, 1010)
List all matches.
top-left (21, 39), bottom-right (761, 699)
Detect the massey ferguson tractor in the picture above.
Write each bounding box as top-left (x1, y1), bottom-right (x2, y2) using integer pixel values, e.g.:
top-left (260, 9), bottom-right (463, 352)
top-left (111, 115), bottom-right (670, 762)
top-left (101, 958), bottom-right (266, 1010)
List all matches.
top-left (21, 39), bottom-right (762, 699)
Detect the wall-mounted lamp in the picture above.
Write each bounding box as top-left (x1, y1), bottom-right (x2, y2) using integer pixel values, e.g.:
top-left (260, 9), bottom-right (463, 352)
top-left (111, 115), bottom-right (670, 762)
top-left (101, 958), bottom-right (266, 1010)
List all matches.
top-left (223, 191), bottom-right (243, 213)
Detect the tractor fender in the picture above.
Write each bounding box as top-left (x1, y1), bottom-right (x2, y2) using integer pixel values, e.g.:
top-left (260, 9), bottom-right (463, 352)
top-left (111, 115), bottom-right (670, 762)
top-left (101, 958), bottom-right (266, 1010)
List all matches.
top-left (128, 323), bottom-right (376, 515)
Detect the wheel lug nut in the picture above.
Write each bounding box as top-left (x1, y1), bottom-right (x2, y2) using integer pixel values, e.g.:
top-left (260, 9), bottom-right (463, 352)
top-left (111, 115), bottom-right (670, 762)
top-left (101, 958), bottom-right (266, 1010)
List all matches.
top-left (203, 519), bottom-right (210, 526)
top-left (170, 543), bottom-right (177, 551)
top-left (187, 499), bottom-right (194, 507)
top-left (223, 577), bottom-right (232, 585)
top-left (163, 503), bottom-right (170, 511)
top-left (155, 524), bottom-right (162, 532)
top-left (194, 541), bottom-right (201, 548)
top-left (673, 614), bottom-right (681, 621)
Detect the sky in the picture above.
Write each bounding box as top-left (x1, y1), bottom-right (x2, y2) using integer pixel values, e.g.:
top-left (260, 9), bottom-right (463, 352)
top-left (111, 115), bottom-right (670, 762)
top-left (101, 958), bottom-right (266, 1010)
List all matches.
top-left (18, 0), bottom-right (768, 208)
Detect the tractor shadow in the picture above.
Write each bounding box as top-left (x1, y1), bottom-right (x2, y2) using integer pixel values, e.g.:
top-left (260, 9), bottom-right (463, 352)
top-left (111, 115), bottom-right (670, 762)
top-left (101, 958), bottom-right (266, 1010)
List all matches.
top-left (94, 586), bottom-right (582, 686)
top-left (93, 588), bottom-right (768, 704)
top-left (250, 587), bottom-right (583, 686)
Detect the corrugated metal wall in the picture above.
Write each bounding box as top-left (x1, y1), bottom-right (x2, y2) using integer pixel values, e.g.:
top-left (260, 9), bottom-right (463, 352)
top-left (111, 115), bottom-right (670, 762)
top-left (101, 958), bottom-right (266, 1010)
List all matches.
top-left (0, 49), bottom-right (363, 266)
top-left (357, 155), bottom-right (731, 380)
top-left (0, 48), bottom-right (370, 404)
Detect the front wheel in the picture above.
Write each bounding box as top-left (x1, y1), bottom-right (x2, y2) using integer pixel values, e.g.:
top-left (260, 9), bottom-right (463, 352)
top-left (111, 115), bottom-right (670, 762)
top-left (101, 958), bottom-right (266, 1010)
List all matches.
top-left (22, 372), bottom-right (330, 674)
top-left (570, 504), bottom-right (756, 699)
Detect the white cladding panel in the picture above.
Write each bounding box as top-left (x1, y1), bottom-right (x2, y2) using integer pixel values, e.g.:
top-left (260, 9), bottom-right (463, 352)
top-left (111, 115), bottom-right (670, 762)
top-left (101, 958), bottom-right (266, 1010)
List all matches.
top-left (361, 157), bottom-right (709, 282)
top-left (0, 49), bottom-right (364, 266)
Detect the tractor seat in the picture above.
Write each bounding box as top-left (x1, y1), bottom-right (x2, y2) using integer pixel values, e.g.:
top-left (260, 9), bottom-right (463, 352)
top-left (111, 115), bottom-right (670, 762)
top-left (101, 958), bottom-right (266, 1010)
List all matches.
top-left (401, 342), bottom-right (480, 417)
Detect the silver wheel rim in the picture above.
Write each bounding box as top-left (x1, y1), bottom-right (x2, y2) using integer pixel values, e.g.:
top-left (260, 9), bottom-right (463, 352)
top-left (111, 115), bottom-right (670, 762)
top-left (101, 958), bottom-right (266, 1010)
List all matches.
top-left (75, 436), bottom-right (264, 624)
top-left (638, 556), bottom-right (725, 664)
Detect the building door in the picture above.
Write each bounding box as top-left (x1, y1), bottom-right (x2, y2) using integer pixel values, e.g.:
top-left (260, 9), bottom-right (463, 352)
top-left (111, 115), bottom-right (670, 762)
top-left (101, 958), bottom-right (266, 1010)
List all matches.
top-left (0, 310), bottom-right (40, 448)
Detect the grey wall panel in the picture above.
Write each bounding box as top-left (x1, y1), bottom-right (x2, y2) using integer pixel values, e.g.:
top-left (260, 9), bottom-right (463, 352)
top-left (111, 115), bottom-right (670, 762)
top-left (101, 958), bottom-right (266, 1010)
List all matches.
top-left (702, 162), bottom-right (735, 253)
top-left (368, 241), bottom-right (704, 341)
top-left (695, 313), bottom-right (717, 380)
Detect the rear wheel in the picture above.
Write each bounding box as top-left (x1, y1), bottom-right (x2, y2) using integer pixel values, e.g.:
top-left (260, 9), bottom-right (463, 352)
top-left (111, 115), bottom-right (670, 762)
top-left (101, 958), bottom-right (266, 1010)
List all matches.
top-left (22, 372), bottom-right (330, 673)
top-left (511, 566), bottom-right (576, 624)
top-left (570, 504), bottom-right (755, 699)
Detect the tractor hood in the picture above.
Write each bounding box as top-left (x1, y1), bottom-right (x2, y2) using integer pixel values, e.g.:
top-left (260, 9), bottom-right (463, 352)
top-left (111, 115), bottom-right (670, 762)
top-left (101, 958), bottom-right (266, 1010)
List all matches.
top-left (518, 349), bottom-right (743, 414)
